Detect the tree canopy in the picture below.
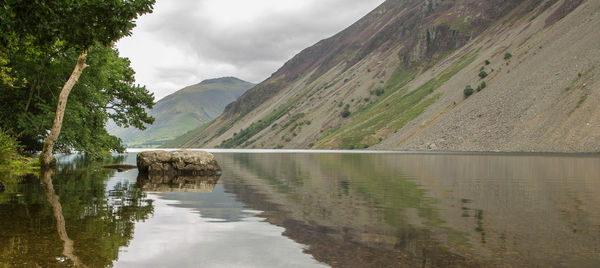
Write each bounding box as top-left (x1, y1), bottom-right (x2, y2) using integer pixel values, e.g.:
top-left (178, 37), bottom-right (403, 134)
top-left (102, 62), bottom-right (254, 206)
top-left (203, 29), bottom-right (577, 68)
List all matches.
top-left (0, 0), bottom-right (156, 159)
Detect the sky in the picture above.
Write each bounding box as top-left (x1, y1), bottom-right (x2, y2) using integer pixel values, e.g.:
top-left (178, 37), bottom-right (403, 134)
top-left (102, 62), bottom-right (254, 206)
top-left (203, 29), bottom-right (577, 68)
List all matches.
top-left (116, 0), bottom-right (385, 100)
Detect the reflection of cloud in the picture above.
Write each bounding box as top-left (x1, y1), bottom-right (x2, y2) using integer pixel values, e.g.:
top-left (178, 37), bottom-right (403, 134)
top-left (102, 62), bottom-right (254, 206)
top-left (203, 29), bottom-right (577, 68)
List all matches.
top-left (116, 0), bottom-right (385, 100)
top-left (115, 195), bottom-right (327, 268)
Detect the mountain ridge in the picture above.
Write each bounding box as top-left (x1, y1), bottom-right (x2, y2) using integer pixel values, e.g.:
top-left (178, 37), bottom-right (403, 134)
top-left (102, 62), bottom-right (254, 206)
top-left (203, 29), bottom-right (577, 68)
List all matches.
top-left (171, 0), bottom-right (599, 152)
top-left (110, 77), bottom-right (254, 147)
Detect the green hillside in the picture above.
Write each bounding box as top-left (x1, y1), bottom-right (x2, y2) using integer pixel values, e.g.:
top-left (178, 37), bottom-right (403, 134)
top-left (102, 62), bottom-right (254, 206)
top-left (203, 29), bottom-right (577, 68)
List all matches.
top-left (109, 77), bottom-right (254, 147)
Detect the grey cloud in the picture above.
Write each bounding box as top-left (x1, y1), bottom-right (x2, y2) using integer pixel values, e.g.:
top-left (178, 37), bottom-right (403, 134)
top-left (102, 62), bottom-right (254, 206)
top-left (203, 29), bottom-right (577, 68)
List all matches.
top-left (120, 0), bottom-right (385, 98)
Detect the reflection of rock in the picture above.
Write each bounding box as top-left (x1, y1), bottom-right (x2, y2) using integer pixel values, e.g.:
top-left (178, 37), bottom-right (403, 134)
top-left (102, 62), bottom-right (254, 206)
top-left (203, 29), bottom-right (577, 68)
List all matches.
top-left (101, 164), bottom-right (137, 172)
top-left (137, 150), bottom-right (221, 176)
top-left (136, 173), bottom-right (220, 193)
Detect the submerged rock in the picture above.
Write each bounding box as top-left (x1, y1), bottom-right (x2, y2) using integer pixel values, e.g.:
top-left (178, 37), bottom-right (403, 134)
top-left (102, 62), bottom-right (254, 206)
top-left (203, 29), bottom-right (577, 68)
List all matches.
top-left (136, 150), bottom-right (221, 176)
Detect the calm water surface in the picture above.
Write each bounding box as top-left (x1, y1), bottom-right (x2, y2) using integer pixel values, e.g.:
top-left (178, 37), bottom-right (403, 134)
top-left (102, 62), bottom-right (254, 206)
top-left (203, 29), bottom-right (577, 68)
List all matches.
top-left (0, 151), bottom-right (599, 267)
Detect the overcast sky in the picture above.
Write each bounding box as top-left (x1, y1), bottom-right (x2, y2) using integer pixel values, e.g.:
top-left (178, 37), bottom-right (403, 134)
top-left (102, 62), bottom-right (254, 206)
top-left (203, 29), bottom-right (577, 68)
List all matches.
top-left (115, 0), bottom-right (385, 100)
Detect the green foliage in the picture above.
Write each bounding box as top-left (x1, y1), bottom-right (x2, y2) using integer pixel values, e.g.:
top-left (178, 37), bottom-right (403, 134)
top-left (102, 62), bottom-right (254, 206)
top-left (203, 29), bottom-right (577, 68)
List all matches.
top-left (504, 52), bottom-right (512, 60)
top-left (478, 70), bottom-right (488, 79)
top-left (477, 81), bottom-right (487, 91)
top-left (0, 0), bottom-right (155, 51)
top-left (485, 60), bottom-right (490, 65)
top-left (464, 85), bottom-right (474, 98)
top-left (0, 128), bottom-right (39, 177)
top-left (0, 0), bottom-right (156, 158)
top-left (0, 129), bottom-right (19, 166)
top-left (0, 44), bottom-right (155, 158)
top-left (341, 109), bottom-right (351, 118)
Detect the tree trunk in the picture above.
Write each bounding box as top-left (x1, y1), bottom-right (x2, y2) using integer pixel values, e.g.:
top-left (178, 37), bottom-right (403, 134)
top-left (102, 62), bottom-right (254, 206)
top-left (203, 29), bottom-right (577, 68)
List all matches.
top-left (41, 51), bottom-right (88, 167)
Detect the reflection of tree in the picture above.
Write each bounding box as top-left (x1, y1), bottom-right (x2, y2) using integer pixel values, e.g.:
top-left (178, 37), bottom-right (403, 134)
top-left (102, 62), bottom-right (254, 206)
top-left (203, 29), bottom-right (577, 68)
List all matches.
top-left (0, 154), bottom-right (153, 267)
top-left (41, 167), bottom-right (87, 267)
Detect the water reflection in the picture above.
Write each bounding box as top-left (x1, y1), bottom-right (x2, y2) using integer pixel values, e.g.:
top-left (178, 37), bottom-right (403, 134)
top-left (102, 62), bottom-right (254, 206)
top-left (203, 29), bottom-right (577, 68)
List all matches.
top-left (0, 154), bottom-right (153, 267)
top-left (214, 153), bottom-right (600, 267)
top-left (40, 167), bottom-right (88, 267)
top-left (1, 152), bottom-right (599, 267)
top-left (136, 174), bottom-right (220, 192)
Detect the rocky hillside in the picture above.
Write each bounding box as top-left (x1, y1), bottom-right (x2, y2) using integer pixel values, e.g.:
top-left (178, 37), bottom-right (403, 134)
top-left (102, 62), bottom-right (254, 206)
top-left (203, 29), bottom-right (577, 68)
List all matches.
top-left (174, 0), bottom-right (599, 153)
top-left (109, 77), bottom-right (254, 147)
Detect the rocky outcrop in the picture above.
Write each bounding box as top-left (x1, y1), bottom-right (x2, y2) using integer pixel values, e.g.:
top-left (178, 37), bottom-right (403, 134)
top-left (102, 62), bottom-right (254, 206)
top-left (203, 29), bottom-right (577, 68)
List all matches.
top-left (136, 150), bottom-right (221, 176)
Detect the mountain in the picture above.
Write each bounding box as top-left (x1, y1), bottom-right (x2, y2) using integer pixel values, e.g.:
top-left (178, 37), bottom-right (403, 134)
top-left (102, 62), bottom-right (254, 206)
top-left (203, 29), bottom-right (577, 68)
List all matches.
top-left (172, 0), bottom-right (599, 153)
top-left (110, 77), bottom-right (254, 147)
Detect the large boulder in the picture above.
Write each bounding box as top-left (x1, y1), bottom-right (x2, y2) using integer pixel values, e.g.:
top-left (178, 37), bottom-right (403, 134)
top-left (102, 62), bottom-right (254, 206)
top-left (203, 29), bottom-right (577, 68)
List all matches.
top-left (136, 150), bottom-right (221, 176)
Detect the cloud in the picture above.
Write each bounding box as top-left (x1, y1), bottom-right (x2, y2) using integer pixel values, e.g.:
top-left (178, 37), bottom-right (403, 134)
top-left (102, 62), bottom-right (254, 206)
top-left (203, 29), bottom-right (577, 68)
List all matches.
top-left (116, 0), bottom-right (385, 100)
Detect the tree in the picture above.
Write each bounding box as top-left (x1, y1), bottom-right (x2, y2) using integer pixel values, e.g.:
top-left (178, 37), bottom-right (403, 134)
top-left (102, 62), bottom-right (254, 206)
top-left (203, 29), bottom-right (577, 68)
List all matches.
top-left (0, 0), bottom-right (156, 165)
top-left (0, 45), bottom-right (155, 159)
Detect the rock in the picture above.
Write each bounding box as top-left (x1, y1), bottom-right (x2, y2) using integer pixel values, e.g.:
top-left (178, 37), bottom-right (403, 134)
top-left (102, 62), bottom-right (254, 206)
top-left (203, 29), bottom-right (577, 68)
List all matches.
top-left (136, 150), bottom-right (221, 176)
top-left (427, 143), bottom-right (438, 150)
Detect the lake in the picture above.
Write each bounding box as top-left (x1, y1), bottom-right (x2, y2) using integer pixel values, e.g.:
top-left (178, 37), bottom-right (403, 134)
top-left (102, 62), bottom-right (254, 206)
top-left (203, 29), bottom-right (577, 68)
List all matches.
top-left (1, 151), bottom-right (599, 267)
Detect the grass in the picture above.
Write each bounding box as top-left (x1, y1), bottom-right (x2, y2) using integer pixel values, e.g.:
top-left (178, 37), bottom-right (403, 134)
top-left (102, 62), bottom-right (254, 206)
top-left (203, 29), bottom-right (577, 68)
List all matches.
top-left (218, 80), bottom-right (320, 148)
top-left (316, 52), bottom-right (476, 149)
top-left (566, 66), bottom-right (596, 115)
top-left (218, 103), bottom-right (294, 148)
top-left (450, 16), bottom-right (471, 34)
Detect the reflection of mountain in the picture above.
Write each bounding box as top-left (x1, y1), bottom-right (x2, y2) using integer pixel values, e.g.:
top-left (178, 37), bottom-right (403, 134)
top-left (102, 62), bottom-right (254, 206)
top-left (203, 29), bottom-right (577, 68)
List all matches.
top-left (216, 153), bottom-right (478, 267)
top-left (0, 155), bottom-right (153, 267)
top-left (214, 153), bottom-right (600, 267)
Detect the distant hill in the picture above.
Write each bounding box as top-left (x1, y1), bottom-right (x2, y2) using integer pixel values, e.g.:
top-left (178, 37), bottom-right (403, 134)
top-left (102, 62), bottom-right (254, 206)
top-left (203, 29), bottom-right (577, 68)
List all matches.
top-left (172, 0), bottom-right (599, 153)
top-left (109, 77), bottom-right (254, 147)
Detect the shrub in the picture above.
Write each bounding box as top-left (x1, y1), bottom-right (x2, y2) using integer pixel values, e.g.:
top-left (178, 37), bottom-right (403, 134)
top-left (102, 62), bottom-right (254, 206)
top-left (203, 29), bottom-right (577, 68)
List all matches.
top-left (370, 87), bottom-right (384, 96)
top-left (341, 110), bottom-right (351, 118)
top-left (485, 60), bottom-right (490, 65)
top-left (0, 129), bottom-right (20, 165)
top-left (504, 52), bottom-right (512, 60)
top-left (478, 70), bottom-right (488, 79)
top-left (478, 81), bottom-right (487, 91)
top-left (464, 85), bottom-right (474, 98)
